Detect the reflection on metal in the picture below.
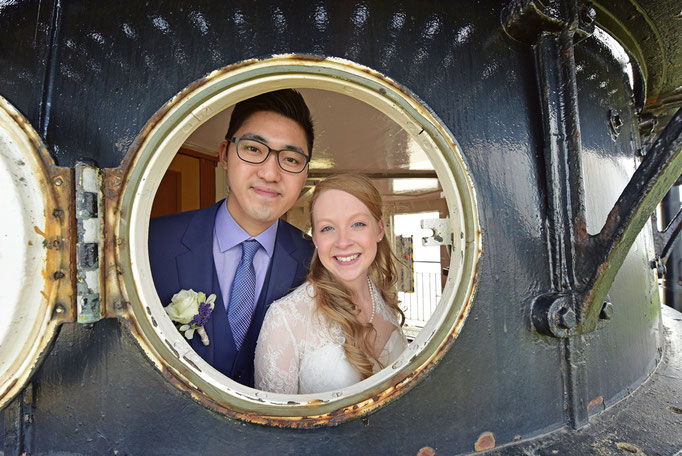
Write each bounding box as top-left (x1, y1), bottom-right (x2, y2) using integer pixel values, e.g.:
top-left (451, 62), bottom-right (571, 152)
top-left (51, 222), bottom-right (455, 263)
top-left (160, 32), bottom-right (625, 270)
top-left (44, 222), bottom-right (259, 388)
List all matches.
top-left (0, 95), bottom-right (74, 410)
top-left (501, 0), bottom-right (595, 44)
top-left (421, 217), bottom-right (452, 246)
top-left (75, 163), bottom-right (104, 323)
top-left (112, 55), bottom-right (480, 426)
top-left (590, 1), bottom-right (680, 111)
top-left (577, 106), bottom-right (682, 332)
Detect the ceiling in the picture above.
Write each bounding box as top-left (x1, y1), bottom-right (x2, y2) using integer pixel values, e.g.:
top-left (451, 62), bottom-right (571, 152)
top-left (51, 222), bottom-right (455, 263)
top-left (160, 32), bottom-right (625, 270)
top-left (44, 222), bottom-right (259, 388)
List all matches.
top-left (184, 88), bottom-right (442, 203)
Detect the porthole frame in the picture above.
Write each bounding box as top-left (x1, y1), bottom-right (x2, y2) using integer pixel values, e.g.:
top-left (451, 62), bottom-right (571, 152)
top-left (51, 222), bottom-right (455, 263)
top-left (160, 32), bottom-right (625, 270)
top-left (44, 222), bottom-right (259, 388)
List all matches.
top-left (115, 55), bottom-right (481, 426)
top-left (0, 96), bottom-right (74, 410)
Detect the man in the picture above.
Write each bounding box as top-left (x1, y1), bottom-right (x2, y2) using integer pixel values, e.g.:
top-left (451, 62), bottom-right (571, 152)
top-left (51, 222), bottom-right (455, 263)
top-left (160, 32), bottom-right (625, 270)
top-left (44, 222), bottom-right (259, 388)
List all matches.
top-left (149, 89), bottom-right (315, 387)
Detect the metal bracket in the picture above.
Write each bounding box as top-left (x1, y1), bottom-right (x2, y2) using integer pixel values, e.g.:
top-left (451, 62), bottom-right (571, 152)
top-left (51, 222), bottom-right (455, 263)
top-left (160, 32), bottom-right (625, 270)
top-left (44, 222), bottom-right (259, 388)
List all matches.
top-left (421, 218), bottom-right (452, 246)
top-left (501, 0), bottom-right (595, 45)
top-left (532, 292), bottom-right (614, 338)
top-left (75, 163), bottom-right (104, 323)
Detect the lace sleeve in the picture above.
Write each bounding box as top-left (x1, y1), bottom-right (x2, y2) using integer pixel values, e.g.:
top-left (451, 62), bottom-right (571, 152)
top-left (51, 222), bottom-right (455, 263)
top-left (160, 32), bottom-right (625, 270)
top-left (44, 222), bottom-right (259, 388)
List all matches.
top-left (254, 298), bottom-right (302, 394)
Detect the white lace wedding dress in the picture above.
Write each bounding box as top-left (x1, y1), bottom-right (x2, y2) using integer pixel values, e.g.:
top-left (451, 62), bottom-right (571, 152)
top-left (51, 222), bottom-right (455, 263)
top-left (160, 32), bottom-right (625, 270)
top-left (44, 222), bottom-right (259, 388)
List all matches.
top-left (254, 281), bottom-right (407, 394)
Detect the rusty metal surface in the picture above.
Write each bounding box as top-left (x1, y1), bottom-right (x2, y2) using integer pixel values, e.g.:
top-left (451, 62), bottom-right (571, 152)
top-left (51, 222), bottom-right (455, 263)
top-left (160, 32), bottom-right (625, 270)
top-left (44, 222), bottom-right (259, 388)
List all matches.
top-left (484, 305), bottom-right (682, 456)
top-left (0, 96), bottom-right (75, 410)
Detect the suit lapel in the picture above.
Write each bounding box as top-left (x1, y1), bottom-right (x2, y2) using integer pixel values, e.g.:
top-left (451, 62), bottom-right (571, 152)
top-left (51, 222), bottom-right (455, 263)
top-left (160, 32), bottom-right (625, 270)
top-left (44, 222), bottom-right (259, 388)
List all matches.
top-left (175, 201), bottom-right (225, 364)
top-left (261, 222), bottom-right (298, 311)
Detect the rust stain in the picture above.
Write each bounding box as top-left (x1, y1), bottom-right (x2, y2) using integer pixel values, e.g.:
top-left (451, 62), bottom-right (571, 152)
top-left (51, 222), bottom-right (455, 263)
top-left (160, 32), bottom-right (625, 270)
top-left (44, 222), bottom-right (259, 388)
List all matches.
top-left (33, 225), bottom-right (46, 237)
top-left (474, 432), bottom-right (496, 452)
top-left (587, 395), bottom-right (603, 411)
top-left (0, 99), bottom-right (76, 409)
top-left (417, 447), bottom-right (436, 456)
top-left (616, 442), bottom-right (644, 454)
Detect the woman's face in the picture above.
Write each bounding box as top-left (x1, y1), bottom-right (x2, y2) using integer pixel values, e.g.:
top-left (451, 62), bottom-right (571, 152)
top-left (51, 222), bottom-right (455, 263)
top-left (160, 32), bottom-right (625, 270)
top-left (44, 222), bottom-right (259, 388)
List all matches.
top-left (311, 189), bottom-right (385, 291)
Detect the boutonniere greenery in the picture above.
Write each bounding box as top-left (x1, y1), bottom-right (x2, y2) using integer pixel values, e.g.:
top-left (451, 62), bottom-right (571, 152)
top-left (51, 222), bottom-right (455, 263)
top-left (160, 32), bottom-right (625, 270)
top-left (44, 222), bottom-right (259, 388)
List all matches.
top-left (164, 289), bottom-right (216, 346)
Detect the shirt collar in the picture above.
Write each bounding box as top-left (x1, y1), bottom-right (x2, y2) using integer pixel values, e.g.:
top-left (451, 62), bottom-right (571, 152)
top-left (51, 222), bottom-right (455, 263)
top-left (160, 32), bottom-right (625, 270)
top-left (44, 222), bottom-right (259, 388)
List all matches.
top-left (215, 199), bottom-right (278, 257)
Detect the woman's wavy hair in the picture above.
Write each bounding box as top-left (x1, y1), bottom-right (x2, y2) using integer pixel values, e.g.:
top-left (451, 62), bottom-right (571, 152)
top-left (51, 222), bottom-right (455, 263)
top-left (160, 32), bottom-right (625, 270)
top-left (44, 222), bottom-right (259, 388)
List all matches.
top-left (307, 174), bottom-right (405, 379)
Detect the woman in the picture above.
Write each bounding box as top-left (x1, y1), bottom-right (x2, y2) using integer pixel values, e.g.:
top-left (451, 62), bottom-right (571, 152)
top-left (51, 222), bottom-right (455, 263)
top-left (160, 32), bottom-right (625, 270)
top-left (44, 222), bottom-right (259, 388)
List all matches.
top-left (254, 174), bottom-right (407, 394)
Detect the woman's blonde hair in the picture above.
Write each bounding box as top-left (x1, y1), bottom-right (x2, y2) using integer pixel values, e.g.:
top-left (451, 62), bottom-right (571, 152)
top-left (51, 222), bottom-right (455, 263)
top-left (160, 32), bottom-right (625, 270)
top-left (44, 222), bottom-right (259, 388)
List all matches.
top-left (308, 174), bottom-right (405, 379)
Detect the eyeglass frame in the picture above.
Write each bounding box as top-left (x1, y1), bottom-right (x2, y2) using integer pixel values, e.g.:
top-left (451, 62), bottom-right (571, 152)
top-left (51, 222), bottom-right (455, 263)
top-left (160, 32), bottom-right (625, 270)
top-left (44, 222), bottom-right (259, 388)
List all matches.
top-left (228, 136), bottom-right (310, 174)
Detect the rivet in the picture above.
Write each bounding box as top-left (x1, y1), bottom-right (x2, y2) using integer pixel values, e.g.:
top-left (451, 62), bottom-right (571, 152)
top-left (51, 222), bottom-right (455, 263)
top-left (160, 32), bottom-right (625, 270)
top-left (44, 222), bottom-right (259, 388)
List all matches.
top-left (53, 177), bottom-right (63, 186)
top-left (53, 271), bottom-right (65, 280)
top-left (54, 304), bottom-right (66, 315)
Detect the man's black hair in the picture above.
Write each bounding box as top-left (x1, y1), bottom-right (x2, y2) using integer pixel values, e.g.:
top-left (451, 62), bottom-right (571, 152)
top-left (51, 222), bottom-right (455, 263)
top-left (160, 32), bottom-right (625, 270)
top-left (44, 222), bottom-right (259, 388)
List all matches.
top-left (225, 89), bottom-right (314, 158)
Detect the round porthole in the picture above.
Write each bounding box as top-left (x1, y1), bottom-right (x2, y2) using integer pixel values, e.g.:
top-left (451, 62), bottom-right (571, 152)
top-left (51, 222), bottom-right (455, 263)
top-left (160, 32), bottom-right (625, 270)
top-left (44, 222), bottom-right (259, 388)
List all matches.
top-left (116, 56), bottom-right (480, 425)
top-left (0, 96), bottom-right (70, 408)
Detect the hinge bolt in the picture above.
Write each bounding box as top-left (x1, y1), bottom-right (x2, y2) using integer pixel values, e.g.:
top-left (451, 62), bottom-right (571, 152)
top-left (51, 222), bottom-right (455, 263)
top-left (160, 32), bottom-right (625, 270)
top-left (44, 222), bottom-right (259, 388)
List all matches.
top-left (558, 307), bottom-right (577, 329)
top-left (580, 5), bottom-right (596, 25)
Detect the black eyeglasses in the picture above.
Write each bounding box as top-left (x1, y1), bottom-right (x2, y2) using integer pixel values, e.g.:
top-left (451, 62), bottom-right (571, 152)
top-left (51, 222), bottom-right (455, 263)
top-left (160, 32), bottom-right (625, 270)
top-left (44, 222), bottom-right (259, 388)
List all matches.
top-left (230, 137), bottom-right (310, 174)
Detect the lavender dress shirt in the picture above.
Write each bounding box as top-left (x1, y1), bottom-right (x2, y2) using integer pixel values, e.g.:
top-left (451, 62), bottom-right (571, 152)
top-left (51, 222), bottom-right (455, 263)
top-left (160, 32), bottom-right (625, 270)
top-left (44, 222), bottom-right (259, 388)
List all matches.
top-left (212, 199), bottom-right (278, 311)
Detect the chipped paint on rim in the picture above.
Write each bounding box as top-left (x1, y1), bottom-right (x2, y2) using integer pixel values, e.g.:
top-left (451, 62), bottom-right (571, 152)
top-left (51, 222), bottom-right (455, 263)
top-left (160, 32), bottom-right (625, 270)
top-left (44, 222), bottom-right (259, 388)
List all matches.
top-left (113, 55), bottom-right (481, 426)
top-left (0, 95), bottom-right (74, 409)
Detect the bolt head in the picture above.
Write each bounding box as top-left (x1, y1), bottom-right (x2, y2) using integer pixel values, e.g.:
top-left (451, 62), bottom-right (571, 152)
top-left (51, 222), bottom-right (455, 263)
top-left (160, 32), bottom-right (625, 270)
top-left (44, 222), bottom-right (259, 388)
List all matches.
top-left (557, 307), bottom-right (577, 329)
top-left (581, 6), bottom-right (597, 24)
top-left (600, 302), bottom-right (614, 320)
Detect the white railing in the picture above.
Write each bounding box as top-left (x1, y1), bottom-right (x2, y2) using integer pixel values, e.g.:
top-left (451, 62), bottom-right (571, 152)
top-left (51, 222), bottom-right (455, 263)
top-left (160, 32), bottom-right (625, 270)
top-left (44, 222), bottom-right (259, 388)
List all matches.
top-left (399, 261), bottom-right (442, 329)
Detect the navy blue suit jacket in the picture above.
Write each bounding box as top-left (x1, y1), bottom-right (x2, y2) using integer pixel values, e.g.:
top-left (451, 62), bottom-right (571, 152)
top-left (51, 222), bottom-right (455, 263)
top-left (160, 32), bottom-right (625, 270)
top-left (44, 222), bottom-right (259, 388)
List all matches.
top-left (148, 200), bottom-right (314, 386)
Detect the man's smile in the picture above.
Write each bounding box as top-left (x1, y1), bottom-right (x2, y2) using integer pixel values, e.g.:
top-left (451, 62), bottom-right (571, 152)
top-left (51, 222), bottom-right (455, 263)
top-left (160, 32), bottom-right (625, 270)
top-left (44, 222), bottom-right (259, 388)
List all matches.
top-left (251, 184), bottom-right (282, 198)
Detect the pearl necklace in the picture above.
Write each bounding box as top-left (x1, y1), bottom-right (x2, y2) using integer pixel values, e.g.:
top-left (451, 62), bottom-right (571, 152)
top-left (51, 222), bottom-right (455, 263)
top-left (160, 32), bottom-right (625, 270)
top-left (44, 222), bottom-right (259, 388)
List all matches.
top-left (367, 276), bottom-right (376, 325)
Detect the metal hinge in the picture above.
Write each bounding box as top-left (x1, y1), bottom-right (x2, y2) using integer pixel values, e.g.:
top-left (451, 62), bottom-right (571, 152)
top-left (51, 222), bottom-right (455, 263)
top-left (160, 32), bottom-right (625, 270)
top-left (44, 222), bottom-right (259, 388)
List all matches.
top-left (421, 217), bottom-right (452, 246)
top-left (75, 163), bottom-right (104, 323)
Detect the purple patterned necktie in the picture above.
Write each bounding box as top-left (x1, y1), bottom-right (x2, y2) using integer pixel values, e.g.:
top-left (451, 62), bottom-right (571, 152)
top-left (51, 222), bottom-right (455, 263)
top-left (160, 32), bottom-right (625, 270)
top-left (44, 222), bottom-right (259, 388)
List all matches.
top-left (227, 239), bottom-right (260, 350)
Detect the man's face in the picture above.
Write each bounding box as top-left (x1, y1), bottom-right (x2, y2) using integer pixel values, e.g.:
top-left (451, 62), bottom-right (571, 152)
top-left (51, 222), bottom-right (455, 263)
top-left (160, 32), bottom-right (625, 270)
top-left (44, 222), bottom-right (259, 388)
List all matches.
top-left (219, 110), bottom-right (309, 236)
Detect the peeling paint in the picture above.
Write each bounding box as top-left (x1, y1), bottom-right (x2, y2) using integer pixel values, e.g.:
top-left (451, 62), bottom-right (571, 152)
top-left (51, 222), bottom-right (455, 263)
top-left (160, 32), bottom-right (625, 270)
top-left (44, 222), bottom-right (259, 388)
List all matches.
top-left (474, 432), bottom-right (496, 452)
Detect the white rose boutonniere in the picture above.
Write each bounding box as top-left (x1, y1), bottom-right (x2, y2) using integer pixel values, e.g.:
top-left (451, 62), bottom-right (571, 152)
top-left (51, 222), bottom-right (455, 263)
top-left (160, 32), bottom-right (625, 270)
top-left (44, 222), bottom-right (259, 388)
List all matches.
top-left (164, 289), bottom-right (216, 346)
